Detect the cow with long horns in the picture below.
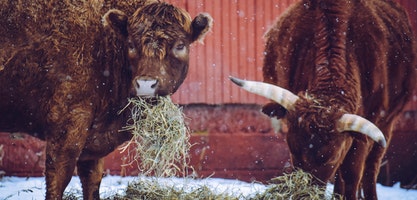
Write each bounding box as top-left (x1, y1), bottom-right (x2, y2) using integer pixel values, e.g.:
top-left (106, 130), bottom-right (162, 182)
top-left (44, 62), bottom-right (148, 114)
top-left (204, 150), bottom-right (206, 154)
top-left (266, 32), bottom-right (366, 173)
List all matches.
top-left (230, 0), bottom-right (416, 199)
top-left (0, 0), bottom-right (212, 199)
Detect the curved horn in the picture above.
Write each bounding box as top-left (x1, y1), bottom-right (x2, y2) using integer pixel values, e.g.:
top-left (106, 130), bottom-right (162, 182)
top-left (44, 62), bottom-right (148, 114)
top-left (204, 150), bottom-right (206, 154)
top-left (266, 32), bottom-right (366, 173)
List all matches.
top-left (229, 76), bottom-right (299, 111)
top-left (336, 114), bottom-right (387, 148)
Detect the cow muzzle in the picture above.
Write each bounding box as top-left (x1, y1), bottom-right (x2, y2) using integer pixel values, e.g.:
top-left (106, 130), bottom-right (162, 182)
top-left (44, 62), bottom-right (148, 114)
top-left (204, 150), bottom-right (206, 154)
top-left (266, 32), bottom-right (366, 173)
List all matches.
top-left (133, 77), bottom-right (159, 97)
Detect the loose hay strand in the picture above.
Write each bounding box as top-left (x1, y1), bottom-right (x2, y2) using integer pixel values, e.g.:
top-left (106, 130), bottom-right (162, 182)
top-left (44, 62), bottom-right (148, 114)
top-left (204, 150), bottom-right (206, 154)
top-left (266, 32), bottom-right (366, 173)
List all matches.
top-left (119, 96), bottom-right (191, 177)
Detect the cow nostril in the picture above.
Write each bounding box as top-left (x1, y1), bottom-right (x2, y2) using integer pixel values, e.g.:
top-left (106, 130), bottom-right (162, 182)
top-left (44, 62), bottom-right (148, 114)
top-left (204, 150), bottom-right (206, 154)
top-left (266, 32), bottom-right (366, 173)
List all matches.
top-left (134, 78), bottom-right (158, 96)
top-left (151, 81), bottom-right (158, 89)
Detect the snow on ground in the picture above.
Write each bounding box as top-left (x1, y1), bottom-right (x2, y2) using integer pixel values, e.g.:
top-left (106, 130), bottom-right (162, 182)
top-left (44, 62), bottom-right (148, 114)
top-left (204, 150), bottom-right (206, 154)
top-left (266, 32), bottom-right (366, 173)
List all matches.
top-left (1, 175), bottom-right (417, 200)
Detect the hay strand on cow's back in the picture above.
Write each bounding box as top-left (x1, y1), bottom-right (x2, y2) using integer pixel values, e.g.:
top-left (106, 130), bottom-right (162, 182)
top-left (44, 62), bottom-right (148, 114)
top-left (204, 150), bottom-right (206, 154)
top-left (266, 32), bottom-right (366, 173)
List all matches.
top-left (119, 96), bottom-right (190, 177)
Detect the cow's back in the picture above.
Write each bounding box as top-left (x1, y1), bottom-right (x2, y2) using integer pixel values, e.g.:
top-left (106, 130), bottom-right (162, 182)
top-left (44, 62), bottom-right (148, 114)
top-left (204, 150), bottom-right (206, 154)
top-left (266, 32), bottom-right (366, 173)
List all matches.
top-left (355, 0), bottom-right (416, 123)
top-left (0, 0), bottom-right (145, 70)
top-left (263, 0), bottom-right (416, 125)
top-left (0, 0), bottom-right (144, 136)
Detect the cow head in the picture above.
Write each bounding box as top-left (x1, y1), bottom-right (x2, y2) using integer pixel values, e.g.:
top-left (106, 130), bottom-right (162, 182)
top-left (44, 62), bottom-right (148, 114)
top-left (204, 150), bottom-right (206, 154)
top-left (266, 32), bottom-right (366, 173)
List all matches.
top-left (103, 2), bottom-right (212, 97)
top-left (229, 76), bottom-right (387, 180)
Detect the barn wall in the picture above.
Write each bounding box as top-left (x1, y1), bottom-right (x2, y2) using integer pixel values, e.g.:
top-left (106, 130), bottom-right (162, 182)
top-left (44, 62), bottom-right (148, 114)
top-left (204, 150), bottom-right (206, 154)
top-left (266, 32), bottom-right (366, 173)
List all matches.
top-left (168, 0), bottom-right (295, 104)
top-left (167, 0), bottom-right (417, 105)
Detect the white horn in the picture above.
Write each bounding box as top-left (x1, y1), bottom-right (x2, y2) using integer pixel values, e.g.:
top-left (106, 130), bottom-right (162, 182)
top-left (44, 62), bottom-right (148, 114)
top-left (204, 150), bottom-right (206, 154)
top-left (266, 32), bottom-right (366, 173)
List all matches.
top-left (229, 76), bottom-right (299, 111)
top-left (336, 114), bottom-right (387, 148)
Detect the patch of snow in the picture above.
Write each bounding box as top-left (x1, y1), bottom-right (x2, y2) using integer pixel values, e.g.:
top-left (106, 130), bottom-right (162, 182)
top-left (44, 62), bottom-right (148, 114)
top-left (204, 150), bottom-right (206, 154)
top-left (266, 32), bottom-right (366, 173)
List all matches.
top-left (0, 176), bottom-right (416, 200)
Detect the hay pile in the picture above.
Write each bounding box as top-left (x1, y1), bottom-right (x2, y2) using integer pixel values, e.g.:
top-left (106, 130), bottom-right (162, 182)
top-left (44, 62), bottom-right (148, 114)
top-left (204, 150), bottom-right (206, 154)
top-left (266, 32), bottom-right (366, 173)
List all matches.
top-left (251, 169), bottom-right (340, 200)
top-left (101, 170), bottom-right (340, 200)
top-left (120, 96), bottom-right (191, 177)
top-left (107, 178), bottom-right (240, 200)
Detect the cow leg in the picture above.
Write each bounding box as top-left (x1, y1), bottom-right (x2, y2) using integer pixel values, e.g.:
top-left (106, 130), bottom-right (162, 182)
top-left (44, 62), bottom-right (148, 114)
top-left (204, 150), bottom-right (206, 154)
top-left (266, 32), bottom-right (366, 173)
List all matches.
top-left (362, 144), bottom-right (387, 200)
top-left (337, 160), bottom-right (363, 200)
top-left (44, 103), bottom-right (93, 199)
top-left (77, 158), bottom-right (104, 200)
top-left (362, 124), bottom-right (393, 200)
top-left (44, 139), bottom-right (84, 199)
top-left (334, 169), bottom-right (346, 197)
top-left (336, 138), bottom-right (370, 200)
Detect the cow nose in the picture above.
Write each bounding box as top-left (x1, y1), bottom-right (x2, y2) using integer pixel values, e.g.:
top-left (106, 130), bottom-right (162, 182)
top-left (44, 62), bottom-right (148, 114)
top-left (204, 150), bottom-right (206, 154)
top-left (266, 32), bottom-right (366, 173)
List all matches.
top-left (134, 78), bottom-right (158, 96)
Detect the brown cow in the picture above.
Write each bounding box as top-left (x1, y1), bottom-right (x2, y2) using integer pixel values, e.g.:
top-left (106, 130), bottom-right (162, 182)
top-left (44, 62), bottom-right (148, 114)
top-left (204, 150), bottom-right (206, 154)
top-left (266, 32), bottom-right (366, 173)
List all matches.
top-left (230, 0), bottom-right (416, 199)
top-left (0, 0), bottom-right (212, 199)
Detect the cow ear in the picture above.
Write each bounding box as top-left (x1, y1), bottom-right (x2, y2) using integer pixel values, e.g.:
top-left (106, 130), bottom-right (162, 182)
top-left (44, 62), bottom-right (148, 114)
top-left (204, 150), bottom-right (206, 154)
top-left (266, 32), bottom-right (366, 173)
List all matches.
top-left (103, 9), bottom-right (128, 37)
top-left (261, 102), bottom-right (288, 119)
top-left (190, 13), bottom-right (213, 43)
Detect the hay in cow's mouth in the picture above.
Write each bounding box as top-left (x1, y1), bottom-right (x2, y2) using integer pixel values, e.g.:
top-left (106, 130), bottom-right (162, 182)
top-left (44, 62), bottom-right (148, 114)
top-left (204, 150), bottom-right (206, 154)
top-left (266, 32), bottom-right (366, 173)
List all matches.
top-left (119, 96), bottom-right (191, 177)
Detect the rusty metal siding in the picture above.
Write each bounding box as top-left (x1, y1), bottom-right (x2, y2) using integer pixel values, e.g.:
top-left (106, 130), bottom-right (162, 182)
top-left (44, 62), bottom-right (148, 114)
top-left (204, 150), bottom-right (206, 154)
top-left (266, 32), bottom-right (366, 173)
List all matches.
top-left (167, 0), bottom-right (417, 105)
top-left (167, 0), bottom-right (295, 104)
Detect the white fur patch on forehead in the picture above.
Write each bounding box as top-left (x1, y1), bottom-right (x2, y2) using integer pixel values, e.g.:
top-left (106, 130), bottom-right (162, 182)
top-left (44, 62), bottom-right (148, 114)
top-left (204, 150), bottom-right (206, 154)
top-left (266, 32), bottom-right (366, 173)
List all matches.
top-left (160, 66), bottom-right (167, 75)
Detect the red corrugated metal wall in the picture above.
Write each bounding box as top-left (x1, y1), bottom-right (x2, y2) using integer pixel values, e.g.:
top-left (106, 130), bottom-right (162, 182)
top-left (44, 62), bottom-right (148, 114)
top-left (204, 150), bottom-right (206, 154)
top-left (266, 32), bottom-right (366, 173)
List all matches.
top-left (166, 0), bottom-right (417, 105)
top-left (167, 0), bottom-right (296, 104)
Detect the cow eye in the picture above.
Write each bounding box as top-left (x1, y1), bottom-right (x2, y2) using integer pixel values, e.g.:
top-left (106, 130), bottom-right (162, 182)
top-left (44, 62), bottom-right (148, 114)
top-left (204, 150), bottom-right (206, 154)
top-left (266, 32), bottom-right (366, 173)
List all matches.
top-left (175, 43), bottom-right (185, 51)
top-left (172, 42), bottom-right (188, 59)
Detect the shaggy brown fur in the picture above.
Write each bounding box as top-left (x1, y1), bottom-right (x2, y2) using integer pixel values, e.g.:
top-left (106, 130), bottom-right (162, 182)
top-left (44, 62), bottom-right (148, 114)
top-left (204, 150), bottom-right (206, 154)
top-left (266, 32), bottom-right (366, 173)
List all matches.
top-left (261, 0), bottom-right (416, 199)
top-left (0, 0), bottom-right (212, 199)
